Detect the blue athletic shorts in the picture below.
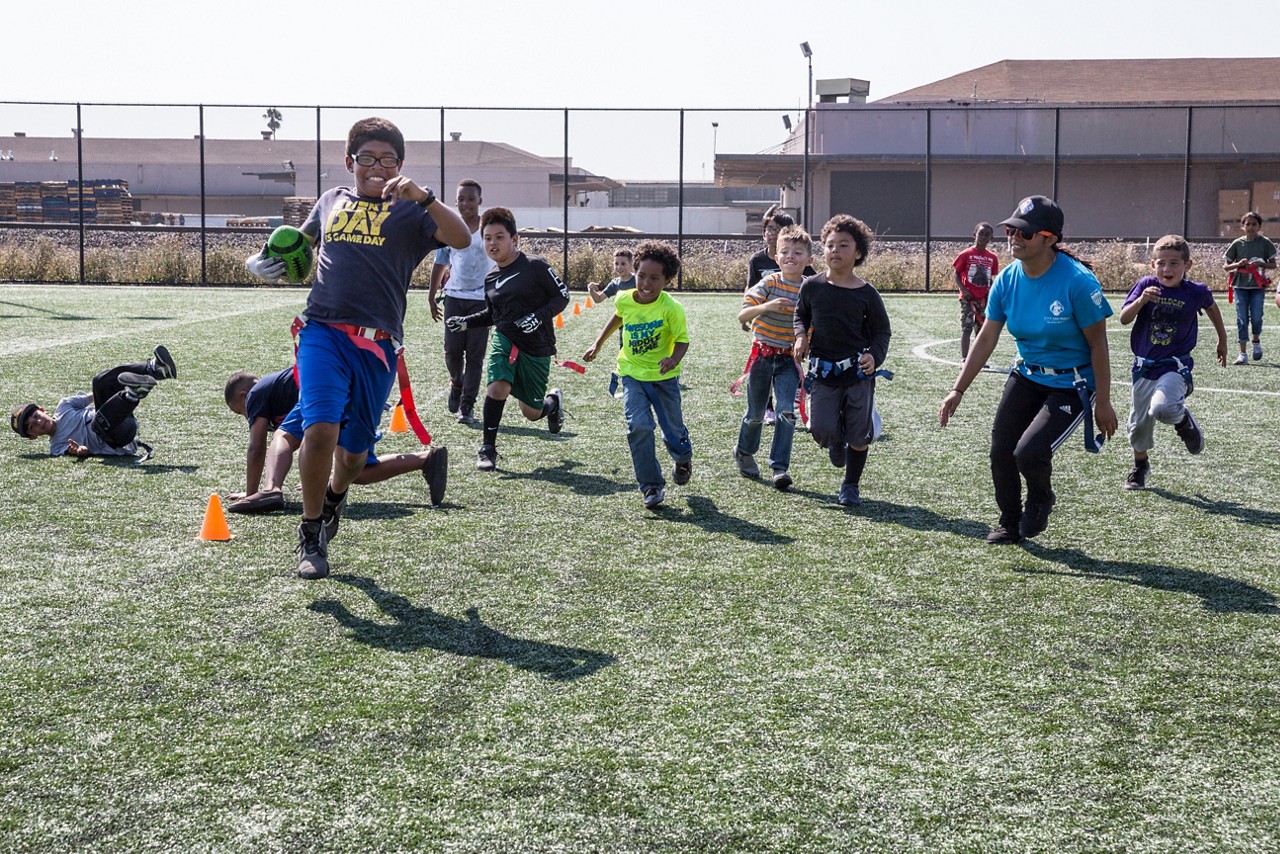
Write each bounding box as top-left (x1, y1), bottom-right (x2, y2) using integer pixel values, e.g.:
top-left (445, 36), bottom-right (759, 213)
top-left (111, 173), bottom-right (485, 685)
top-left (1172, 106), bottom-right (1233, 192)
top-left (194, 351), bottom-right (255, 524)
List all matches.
top-left (279, 321), bottom-right (397, 456)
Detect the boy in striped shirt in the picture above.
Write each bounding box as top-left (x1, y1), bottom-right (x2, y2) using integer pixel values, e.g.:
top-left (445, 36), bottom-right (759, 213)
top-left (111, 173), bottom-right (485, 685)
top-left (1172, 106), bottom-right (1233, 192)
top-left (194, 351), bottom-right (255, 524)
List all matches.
top-left (734, 225), bottom-right (810, 490)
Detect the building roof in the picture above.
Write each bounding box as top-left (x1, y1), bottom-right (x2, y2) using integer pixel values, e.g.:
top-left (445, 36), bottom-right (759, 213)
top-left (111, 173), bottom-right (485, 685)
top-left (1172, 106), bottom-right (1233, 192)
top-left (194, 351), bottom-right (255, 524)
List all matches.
top-left (0, 135), bottom-right (565, 169)
top-left (878, 59), bottom-right (1280, 106)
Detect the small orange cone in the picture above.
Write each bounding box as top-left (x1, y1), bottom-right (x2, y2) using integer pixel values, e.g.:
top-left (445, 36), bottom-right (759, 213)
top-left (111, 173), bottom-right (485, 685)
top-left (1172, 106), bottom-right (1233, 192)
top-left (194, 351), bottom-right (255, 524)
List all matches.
top-left (389, 403), bottom-right (409, 432)
top-left (554, 313), bottom-right (564, 328)
top-left (199, 494), bottom-right (232, 541)
top-left (585, 296), bottom-right (594, 309)
top-left (572, 302), bottom-right (582, 315)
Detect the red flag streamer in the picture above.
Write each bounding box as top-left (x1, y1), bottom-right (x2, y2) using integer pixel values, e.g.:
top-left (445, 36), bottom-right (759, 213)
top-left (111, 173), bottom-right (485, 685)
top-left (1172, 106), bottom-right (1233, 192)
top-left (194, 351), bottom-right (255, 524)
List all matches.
top-left (555, 360), bottom-right (588, 374)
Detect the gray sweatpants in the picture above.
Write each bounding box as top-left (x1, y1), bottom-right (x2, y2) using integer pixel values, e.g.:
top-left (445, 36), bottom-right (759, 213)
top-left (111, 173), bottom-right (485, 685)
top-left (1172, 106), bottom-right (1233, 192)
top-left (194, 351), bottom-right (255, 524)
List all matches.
top-left (1127, 371), bottom-right (1188, 453)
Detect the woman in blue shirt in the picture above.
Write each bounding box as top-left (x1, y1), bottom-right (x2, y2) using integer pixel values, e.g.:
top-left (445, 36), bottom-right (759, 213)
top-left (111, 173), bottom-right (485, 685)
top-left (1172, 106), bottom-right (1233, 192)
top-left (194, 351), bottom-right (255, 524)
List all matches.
top-left (939, 196), bottom-right (1117, 544)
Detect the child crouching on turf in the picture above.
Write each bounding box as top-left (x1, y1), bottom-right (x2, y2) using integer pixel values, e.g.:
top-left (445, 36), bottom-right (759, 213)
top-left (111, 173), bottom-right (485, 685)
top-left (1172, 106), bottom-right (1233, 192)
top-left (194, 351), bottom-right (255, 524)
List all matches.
top-left (734, 224), bottom-right (811, 490)
top-left (583, 241), bottom-right (691, 509)
top-left (1119, 234), bottom-right (1227, 489)
top-left (794, 214), bottom-right (891, 507)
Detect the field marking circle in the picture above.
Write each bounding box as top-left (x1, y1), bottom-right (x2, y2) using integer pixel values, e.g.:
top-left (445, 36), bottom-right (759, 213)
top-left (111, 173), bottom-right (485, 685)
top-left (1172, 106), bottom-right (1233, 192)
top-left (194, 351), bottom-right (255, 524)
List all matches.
top-left (912, 338), bottom-right (1280, 398)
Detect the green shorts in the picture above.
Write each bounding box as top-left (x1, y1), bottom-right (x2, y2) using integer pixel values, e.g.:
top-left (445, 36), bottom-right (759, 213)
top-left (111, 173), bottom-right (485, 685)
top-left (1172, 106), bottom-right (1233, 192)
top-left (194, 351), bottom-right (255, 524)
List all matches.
top-left (487, 331), bottom-right (551, 406)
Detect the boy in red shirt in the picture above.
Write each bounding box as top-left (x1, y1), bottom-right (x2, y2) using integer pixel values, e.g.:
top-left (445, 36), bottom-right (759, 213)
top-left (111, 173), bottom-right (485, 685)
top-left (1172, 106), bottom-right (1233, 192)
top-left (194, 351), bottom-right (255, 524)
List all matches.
top-left (952, 222), bottom-right (999, 360)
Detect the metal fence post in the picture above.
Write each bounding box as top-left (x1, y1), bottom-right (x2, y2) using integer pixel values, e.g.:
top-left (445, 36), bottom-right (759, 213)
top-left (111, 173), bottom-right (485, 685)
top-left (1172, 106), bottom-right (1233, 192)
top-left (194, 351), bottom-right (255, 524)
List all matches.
top-left (76, 103), bottom-right (84, 284)
top-left (924, 108), bottom-right (932, 292)
top-left (199, 105), bottom-right (207, 285)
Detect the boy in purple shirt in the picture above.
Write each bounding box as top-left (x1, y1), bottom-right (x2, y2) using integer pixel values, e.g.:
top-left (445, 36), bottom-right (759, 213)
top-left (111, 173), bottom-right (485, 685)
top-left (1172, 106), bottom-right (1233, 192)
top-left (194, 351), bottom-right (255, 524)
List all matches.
top-left (1118, 235), bottom-right (1227, 490)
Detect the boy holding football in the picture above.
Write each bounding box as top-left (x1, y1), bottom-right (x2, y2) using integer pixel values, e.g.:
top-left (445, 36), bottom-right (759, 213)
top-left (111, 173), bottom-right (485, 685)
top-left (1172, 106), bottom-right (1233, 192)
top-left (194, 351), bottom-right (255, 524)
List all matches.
top-left (245, 116), bottom-right (469, 580)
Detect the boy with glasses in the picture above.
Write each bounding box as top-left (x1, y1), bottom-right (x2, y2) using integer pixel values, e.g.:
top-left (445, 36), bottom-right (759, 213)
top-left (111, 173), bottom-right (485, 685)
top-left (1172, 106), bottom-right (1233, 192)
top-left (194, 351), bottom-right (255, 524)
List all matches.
top-left (245, 116), bottom-right (470, 580)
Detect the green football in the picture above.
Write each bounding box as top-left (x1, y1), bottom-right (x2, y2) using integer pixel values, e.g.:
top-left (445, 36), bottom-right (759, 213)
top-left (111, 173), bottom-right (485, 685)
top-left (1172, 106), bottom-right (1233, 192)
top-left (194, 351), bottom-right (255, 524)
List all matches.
top-left (264, 225), bottom-right (314, 284)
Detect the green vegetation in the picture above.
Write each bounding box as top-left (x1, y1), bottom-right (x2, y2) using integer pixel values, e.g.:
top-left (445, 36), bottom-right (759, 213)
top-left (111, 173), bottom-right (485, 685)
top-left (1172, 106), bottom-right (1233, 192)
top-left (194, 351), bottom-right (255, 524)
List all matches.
top-left (0, 286), bottom-right (1277, 851)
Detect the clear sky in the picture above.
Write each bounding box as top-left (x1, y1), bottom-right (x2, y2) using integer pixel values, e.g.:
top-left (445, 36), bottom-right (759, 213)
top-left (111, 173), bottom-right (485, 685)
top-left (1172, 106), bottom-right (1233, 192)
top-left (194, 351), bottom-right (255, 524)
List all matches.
top-left (3, 0), bottom-right (1270, 181)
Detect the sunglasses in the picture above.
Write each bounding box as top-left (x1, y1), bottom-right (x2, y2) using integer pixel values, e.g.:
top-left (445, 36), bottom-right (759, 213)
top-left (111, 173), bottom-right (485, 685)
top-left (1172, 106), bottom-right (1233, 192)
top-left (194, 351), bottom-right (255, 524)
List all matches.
top-left (1004, 225), bottom-right (1056, 241)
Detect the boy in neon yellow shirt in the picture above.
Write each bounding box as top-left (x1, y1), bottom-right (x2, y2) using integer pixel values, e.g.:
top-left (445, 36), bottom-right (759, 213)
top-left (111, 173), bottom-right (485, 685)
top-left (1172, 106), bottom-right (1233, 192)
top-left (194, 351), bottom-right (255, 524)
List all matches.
top-left (583, 241), bottom-right (691, 509)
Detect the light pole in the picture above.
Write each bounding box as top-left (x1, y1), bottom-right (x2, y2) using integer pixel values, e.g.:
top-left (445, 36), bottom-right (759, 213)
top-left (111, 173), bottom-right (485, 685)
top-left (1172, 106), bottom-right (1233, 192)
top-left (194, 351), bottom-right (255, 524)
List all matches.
top-left (799, 42), bottom-right (813, 227)
top-left (711, 121), bottom-right (719, 156)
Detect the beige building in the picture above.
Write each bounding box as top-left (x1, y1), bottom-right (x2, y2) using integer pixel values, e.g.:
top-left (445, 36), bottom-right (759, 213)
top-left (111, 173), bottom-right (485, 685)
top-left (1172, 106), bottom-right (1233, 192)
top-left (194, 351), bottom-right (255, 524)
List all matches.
top-left (0, 134), bottom-right (617, 220)
top-left (716, 58), bottom-right (1280, 239)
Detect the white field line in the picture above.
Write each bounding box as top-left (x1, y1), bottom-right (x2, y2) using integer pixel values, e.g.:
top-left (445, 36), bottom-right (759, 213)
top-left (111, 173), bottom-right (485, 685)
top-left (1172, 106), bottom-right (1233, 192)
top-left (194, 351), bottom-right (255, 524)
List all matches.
top-left (0, 297), bottom-right (302, 358)
top-left (912, 338), bottom-right (1280, 398)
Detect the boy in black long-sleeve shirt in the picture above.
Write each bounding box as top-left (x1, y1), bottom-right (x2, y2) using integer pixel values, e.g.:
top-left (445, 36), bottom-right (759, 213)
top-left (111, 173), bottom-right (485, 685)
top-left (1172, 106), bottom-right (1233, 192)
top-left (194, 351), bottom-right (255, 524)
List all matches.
top-left (446, 207), bottom-right (570, 470)
top-left (794, 214), bottom-right (891, 507)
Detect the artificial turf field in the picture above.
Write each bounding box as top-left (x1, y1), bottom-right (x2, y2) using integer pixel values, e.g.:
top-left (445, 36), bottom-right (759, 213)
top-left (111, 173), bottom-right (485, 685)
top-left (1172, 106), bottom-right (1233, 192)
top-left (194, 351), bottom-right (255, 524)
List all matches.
top-left (1, 284), bottom-right (1278, 852)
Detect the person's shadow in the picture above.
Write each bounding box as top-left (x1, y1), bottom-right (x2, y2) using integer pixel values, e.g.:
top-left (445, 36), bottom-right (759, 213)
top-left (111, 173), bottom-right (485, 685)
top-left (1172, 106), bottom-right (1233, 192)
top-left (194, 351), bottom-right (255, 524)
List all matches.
top-left (1014, 542), bottom-right (1279, 614)
top-left (647, 495), bottom-right (794, 544)
top-left (498, 458), bottom-right (632, 497)
top-left (308, 575), bottom-right (617, 681)
top-left (1147, 487), bottom-right (1280, 529)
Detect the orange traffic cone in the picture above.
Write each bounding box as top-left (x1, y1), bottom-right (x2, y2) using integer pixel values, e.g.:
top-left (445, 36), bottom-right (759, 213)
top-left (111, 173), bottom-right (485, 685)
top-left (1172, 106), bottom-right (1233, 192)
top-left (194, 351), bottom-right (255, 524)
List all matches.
top-left (198, 494), bottom-right (232, 541)
top-left (572, 302), bottom-right (582, 315)
top-left (389, 403), bottom-right (409, 432)
top-left (585, 295), bottom-right (594, 309)
top-left (554, 313), bottom-right (564, 328)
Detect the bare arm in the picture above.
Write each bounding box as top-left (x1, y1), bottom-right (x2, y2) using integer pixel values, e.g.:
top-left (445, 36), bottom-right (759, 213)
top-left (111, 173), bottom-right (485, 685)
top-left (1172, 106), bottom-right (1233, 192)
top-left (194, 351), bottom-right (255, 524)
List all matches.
top-left (1118, 286), bottom-right (1160, 325)
top-left (938, 319), bottom-right (1005, 427)
top-left (659, 341), bottom-right (689, 375)
top-left (381, 176), bottom-right (471, 249)
top-left (427, 257), bottom-right (449, 322)
top-left (1205, 302), bottom-right (1229, 367)
top-left (1081, 319), bottom-right (1117, 439)
top-left (738, 297), bottom-right (794, 325)
top-left (240, 417), bottom-right (271, 497)
top-left (583, 315), bottom-right (624, 362)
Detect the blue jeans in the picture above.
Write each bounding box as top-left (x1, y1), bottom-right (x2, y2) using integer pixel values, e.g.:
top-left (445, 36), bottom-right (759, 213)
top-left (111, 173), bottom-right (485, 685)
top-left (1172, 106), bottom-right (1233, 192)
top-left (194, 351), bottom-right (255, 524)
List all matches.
top-left (736, 354), bottom-right (800, 472)
top-left (622, 375), bottom-right (692, 493)
top-left (1235, 287), bottom-right (1265, 343)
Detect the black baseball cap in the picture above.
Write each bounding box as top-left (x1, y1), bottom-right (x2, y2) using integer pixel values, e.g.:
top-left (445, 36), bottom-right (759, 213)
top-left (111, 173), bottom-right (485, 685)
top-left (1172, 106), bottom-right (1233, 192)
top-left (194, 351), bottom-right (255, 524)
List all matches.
top-left (1000, 195), bottom-right (1064, 238)
top-left (10, 403), bottom-right (40, 439)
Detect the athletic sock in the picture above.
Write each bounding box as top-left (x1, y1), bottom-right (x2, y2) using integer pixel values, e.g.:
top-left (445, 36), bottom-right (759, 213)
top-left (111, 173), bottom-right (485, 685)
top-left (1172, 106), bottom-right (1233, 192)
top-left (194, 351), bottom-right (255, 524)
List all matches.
top-left (323, 485), bottom-right (346, 509)
top-left (539, 393), bottom-right (558, 421)
top-left (844, 447), bottom-right (868, 486)
top-left (482, 395), bottom-right (506, 448)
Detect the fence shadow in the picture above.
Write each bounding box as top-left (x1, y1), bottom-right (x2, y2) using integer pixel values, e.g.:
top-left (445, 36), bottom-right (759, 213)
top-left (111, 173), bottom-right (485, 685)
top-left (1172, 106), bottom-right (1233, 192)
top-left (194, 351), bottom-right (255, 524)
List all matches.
top-left (1014, 542), bottom-right (1279, 615)
top-left (309, 574), bottom-right (617, 681)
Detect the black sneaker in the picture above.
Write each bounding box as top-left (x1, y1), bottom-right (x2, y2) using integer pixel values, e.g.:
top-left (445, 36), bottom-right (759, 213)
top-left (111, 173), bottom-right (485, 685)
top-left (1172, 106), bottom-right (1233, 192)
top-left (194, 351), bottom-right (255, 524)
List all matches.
top-left (1019, 493), bottom-right (1056, 540)
top-left (148, 345), bottom-right (177, 380)
top-left (447, 384), bottom-right (462, 414)
top-left (421, 446), bottom-right (448, 505)
top-left (321, 488), bottom-right (348, 543)
top-left (456, 408), bottom-right (476, 425)
top-left (837, 483), bottom-right (861, 506)
top-left (118, 372), bottom-right (157, 399)
top-left (546, 388), bottom-right (564, 434)
top-left (476, 445), bottom-right (498, 471)
top-left (985, 525), bottom-right (1023, 545)
top-left (1124, 460), bottom-right (1150, 490)
top-left (772, 470), bottom-right (793, 491)
top-left (296, 520), bottom-right (330, 580)
top-left (1174, 410), bottom-right (1204, 455)
top-left (673, 460), bottom-right (692, 485)
top-left (642, 487), bottom-right (665, 509)
top-left (828, 443), bottom-right (847, 468)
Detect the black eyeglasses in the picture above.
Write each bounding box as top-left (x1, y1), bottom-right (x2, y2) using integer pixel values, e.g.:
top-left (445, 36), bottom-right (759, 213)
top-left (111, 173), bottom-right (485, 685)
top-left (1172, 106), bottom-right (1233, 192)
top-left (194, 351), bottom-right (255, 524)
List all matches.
top-left (1004, 225), bottom-right (1054, 240)
top-left (352, 153), bottom-right (401, 168)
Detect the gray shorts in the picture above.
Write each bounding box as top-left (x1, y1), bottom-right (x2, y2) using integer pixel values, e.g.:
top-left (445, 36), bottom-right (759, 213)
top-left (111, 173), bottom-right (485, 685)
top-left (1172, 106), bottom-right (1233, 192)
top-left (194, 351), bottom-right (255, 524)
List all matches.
top-left (1128, 371), bottom-right (1188, 453)
top-left (808, 380), bottom-right (876, 449)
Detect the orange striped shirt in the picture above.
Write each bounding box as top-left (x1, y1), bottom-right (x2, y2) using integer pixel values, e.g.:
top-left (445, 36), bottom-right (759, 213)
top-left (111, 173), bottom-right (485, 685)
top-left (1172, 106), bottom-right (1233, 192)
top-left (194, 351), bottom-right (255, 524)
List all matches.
top-left (743, 271), bottom-right (802, 349)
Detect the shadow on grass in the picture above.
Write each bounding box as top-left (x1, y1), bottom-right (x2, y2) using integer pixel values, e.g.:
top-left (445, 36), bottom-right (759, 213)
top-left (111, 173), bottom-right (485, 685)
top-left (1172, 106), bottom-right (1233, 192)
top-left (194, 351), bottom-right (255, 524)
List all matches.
top-left (0, 299), bottom-right (96, 321)
top-left (1015, 542), bottom-right (1279, 615)
top-left (1147, 487), bottom-right (1280, 528)
top-left (498, 458), bottom-right (631, 497)
top-left (342, 501), bottom-right (423, 522)
top-left (97, 457), bottom-right (199, 474)
top-left (490, 423), bottom-right (577, 439)
top-left (309, 574), bottom-right (617, 681)
top-left (649, 495), bottom-right (794, 544)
